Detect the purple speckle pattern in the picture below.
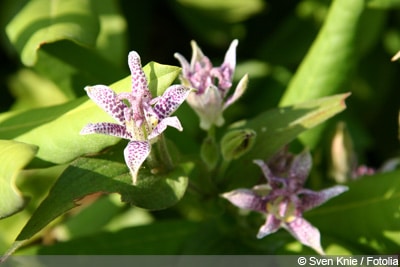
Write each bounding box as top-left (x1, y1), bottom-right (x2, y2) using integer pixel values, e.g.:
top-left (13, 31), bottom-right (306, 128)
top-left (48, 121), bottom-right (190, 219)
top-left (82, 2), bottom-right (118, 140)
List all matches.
top-left (128, 51), bottom-right (152, 103)
top-left (153, 85), bottom-right (191, 120)
top-left (124, 140), bottom-right (151, 184)
top-left (85, 85), bottom-right (127, 125)
top-left (148, 116), bottom-right (183, 140)
top-left (80, 122), bottom-right (132, 139)
top-left (81, 50), bottom-right (190, 183)
top-left (174, 39), bottom-right (248, 130)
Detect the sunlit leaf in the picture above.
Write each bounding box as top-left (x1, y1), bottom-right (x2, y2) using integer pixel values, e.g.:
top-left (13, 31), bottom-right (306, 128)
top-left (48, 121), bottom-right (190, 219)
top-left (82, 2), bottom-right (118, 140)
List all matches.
top-left (6, 0), bottom-right (99, 66)
top-left (0, 62), bottom-right (181, 165)
top-left (278, 0), bottom-right (364, 148)
top-left (279, 0), bottom-right (363, 106)
top-left (0, 140), bottom-right (37, 219)
top-left (16, 156), bottom-right (190, 241)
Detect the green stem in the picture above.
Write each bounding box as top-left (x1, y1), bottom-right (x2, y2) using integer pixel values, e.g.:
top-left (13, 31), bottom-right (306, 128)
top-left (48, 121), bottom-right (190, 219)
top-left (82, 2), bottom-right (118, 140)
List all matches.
top-left (147, 134), bottom-right (174, 174)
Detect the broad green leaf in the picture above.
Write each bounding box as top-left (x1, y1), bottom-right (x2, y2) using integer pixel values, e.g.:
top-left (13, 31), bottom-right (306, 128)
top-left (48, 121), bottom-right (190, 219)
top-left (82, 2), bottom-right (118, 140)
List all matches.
top-left (0, 62), bottom-right (181, 164)
top-left (8, 69), bottom-right (68, 110)
top-left (278, 0), bottom-right (364, 148)
top-left (34, 40), bottom-right (125, 99)
top-left (6, 0), bottom-right (99, 66)
top-left (16, 156), bottom-right (190, 241)
top-left (0, 140), bottom-right (37, 219)
top-left (36, 220), bottom-right (199, 254)
top-left (92, 0), bottom-right (127, 66)
top-left (279, 0), bottom-right (364, 106)
top-left (224, 93), bottom-right (350, 189)
top-left (307, 170), bottom-right (400, 254)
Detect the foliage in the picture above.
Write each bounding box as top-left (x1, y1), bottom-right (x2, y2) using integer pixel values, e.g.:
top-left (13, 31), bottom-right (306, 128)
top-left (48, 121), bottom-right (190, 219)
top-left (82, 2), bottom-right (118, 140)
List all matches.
top-left (0, 0), bottom-right (399, 256)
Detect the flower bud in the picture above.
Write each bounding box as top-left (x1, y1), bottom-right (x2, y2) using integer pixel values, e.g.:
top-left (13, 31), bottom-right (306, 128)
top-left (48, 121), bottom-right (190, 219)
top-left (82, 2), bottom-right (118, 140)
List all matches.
top-left (329, 121), bottom-right (355, 183)
top-left (221, 129), bottom-right (256, 161)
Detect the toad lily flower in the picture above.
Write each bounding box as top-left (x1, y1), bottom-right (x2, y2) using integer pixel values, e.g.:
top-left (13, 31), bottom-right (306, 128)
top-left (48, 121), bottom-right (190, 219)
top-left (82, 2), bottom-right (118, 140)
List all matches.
top-left (174, 39), bottom-right (248, 130)
top-left (222, 150), bottom-right (348, 255)
top-left (80, 51), bottom-right (191, 184)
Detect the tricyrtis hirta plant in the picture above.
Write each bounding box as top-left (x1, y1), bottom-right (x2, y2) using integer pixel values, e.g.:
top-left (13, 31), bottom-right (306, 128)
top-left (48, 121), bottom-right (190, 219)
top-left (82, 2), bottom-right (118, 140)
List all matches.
top-left (81, 51), bottom-right (191, 184)
top-left (174, 39), bottom-right (249, 130)
top-left (223, 149), bottom-right (348, 255)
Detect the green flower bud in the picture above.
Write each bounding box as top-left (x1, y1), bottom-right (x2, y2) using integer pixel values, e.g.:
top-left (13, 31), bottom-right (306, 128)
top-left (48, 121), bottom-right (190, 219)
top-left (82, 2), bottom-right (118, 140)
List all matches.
top-left (221, 129), bottom-right (256, 161)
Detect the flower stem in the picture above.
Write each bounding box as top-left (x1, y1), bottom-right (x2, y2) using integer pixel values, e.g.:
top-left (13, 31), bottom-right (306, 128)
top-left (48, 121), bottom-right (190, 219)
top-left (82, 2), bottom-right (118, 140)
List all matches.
top-left (147, 134), bottom-right (174, 174)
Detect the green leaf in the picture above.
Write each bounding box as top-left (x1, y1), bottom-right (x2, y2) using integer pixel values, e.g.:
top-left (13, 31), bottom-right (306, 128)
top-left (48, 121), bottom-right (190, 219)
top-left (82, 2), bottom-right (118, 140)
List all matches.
top-left (143, 62), bottom-right (181, 97)
top-left (225, 93), bottom-right (350, 188)
top-left (16, 156), bottom-right (190, 241)
top-left (278, 0), bottom-right (364, 148)
top-left (279, 0), bottom-right (364, 106)
top-left (0, 62), bottom-right (181, 165)
top-left (0, 140), bottom-right (37, 219)
top-left (6, 0), bottom-right (99, 66)
top-left (36, 220), bottom-right (199, 254)
top-left (307, 170), bottom-right (400, 254)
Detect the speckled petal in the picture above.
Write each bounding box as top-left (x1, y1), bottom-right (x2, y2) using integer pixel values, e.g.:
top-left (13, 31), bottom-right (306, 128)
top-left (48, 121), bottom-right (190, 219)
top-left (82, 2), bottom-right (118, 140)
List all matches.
top-left (257, 214), bottom-right (281, 239)
top-left (84, 85), bottom-right (127, 124)
top-left (124, 141), bottom-right (151, 184)
top-left (299, 185), bottom-right (348, 212)
top-left (285, 217), bottom-right (325, 255)
top-left (222, 188), bottom-right (265, 212)
top-left (128, 51), bottom-right (152, 103)
top-left (253, 159), bottom-right (275, 184)
top-left (153, 85), bottom-right (191, 120)
top-left (80, 122), bottom-right (132, 139)
top-left (148, 116), bottom-right (183, 140)
top-left (288, 150), bottom-right (312, 182)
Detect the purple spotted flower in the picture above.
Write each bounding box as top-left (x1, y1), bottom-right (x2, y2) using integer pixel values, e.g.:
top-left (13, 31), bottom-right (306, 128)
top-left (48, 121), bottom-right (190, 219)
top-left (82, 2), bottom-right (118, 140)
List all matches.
top-left (222, 150), bottom-right (348, 255)
top-left (80, 51), bottom-right (191, 184)
top-left (174, 39), bottom-right (248, 130)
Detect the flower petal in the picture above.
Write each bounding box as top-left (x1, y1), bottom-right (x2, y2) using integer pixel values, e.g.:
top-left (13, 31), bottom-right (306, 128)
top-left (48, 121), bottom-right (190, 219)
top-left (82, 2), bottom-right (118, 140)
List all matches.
top-left (223, 73), bottom-right (248, 110)
top-left (257, 214), bottom-right (281, 239)
top-left (190, 40), bottom-right (206, 69)
top-left (222, 39), bottom-right (238, 74)
top-left (148, 116), bottom-right (183, 140)
top-left (84, 85), bottom-right (127, 124)
top-left (222, 189), bottom-right (265, 212)
top-left (285, 217), bottom-right (325, 255)
top-left (299, 185), bottom-right (348, 212)
top-left (153, 85), bottom-right (191, 120)
top-left (288, 150), bottom-right (312, 183)
top-left (187, 85), bottom-right (224, 130)
top-left (128, 51), bottom-right (152, 103)
top-left (174, 52), bottom-right (191, 79)
top-left (253, 159), bottom-right (275, 184)
top-left (124, 141), bottom-right (151, 184)
top-left (80, 122), bottom-right (132, 139)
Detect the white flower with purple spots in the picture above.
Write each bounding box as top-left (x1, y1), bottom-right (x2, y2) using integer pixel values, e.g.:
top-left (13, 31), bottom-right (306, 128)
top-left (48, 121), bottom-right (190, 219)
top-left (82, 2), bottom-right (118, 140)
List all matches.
top-left (222, 149), bottom-right (348, 255)
top-left (174, 39), bottom-right (248, 130)
top-left (80, 51), bottom-right (191, 184)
